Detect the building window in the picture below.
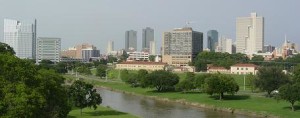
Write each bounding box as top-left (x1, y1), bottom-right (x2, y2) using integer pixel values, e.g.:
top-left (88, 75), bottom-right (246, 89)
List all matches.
top-left (241, 68), bottom-right (243, 70)
top-left (246, 68), bottom-right (248, 70)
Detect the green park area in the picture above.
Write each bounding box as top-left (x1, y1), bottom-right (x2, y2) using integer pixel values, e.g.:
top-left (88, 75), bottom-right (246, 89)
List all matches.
top-left (65, 70), bottom-right (300, 118)
top-left (67, 106), bottom-right (137, 118)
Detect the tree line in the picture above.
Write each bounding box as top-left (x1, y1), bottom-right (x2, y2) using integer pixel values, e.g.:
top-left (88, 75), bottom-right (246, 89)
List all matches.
top-left (0, 42), bottom-right (102, 117)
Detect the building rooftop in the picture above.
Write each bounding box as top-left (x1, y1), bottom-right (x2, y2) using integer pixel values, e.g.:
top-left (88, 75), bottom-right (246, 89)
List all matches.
top-left (231, 63), bottom-right (258, 67)
top-left (118, 61), bottom-right (167, 65)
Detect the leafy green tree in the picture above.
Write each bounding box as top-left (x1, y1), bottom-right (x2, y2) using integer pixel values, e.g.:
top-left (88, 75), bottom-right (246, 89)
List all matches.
top-left (204, 73), bottom-right (239, 100)
top-left (246, 74), bottom-right (257, 92)
top-left (77, 66), bottom-right (92, 75)
top-left (68, 80), bottom-right (102, 116)
top-left (256, 67), bottom-right (290, 97)
top-left (278, 83), bottom-right (300, 111)
top-left (120, 69), bottom-right (129, 82)
top-left (143, 70), bottom-right (179, 92)
top-left (37, 69), bottom-right (71, 117)
top-left (149, 55), bottom-right (156, 62)
top-left (0, 42), bottom-right (15, 55)
top-left (194, 74), bottom-right (212, 92)
top-left (251, 55), bottom-right (264, 65)
top-left (293, 64), bottom-right (300, 83)
top-left (176, 79), bottom-right (195, 93)
top-left (107, 55), bottom-right (118, 63)
top-left (137, 69), bottom-right (148, 87)
top-left (96, 64), bottom-right (107, 78)
top-left (0, 54), bottom-right (71, 117)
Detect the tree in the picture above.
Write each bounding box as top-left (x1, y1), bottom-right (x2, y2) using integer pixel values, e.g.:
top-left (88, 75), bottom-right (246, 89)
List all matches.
top-left (176, 79), bottom-right (195, 93)
top-left (194, 74), bottom-right (212, 92)
top-left (256, 67), bottom-right (290, 97)
top-left (77, 66), bottom-right (92, 75)
top-left (0, 54), bottom-right (71, 117)
top-left (278, 83), bottom-right (300, 111)
top-left (137, 69), bottom-right (148, 87)
top-left (142, 70), bottom-right (179, 92)
top-left (204, 73), bottom-right (239, 100)
top-left (0, 42), bottom-right (15, 55)
top-left (107, 55), bottom-right (118, 63)
top-left (96, 64), bottom-right (107, 78)
top-left (68, 80), bottom-right (102, 116)
top-left (246, 74), bottom-right (257, 92)
top-left (149, 55), bottom-right (155, 62)
top-left (251, 55), bottom-right (264, 65)
top-left (293, 64), bottom-right (300, 83)
top-left (120, 69), bottom-right (129, 82)
top-left (37, 69), bottom-right (71, 117)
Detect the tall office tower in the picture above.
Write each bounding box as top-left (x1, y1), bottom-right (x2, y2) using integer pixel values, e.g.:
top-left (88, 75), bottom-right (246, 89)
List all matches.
top-left (236, 12), bottom-right (264, 54)
top-left (207, 30), bottom-right (218, 52)
top-left (142, 27), bottom-right (154, 50)
top-left (36, 37), bottom-right (61, 63)
top-left (107, 40), bottom-right (114, 54)
top-left (149, 41), bottom-right (156, 55)
top-left (162, 27), bottom-right (203, 66)
top-left (125, 30), bottom-right (137, 51)
top-left (4, 19), bottom-right (37, 59)
top-left (216, 37), bottom-right (233, 54)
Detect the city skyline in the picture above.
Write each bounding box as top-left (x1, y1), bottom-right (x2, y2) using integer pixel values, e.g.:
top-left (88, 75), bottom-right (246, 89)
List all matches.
top-left (0, 0), bottom-right (299, 53)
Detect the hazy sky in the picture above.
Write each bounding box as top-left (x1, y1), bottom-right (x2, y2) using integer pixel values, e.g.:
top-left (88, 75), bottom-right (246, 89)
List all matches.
top-left (0, 0), bottom-right (299, 53)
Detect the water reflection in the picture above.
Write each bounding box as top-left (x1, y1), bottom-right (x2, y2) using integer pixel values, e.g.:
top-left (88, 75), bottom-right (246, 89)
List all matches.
top-left (98, 88), bottom-right (250, 118)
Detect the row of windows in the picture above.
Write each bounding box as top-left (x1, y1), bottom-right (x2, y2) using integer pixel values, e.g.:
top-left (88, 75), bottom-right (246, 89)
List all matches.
top-left (237, 67), bottom-right (248, 70)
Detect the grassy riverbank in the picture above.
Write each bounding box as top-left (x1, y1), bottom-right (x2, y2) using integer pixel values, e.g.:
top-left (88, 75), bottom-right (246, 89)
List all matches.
top-left (64, 74), bottom-right (300, 118)
top-left (67, 105), bottom-right (138, 118)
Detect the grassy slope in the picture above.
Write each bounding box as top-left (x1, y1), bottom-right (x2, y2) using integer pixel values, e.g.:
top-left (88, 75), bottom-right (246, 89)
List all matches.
top-left (65, 70), bottom-right (300, 118)
top-left (68, 105), bottom-right (138, 118)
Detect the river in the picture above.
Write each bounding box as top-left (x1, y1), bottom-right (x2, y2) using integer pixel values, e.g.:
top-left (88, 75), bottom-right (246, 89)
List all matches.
top-left (98, 88), bottom-right (251, 118)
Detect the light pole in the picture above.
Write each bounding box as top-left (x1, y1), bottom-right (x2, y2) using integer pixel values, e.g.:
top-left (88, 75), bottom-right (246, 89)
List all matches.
top-left (243, 74), bottom-right (246, 90)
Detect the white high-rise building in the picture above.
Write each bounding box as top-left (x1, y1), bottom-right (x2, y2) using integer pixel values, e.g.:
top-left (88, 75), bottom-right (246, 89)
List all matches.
top-left (36, 37), bottom-right (61, 63)
top-left (107, 40), bottom-right (114, 54)
top-left (216, 37), bottom-right (232, 54)
top-left (236, 13), bottom-right (264, 54)
top-left (149, 41), bottom-right (156, 55)
top-left (4, 19), bottom-right (37, 59)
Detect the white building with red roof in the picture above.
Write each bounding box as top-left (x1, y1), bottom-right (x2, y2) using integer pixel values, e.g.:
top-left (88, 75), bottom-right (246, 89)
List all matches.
top-left (230, 63), bottom-right (258, 75)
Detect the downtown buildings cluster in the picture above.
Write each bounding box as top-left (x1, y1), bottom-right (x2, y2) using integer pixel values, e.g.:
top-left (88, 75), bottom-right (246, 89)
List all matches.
top-left (2, 12), bottom-right (299, 71)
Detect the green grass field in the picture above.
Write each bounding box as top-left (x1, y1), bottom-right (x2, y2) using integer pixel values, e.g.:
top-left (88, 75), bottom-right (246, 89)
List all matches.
top-left (67, 105), bottom-right (138, 118)
top-left (64, 72), bottom-right (300, 118)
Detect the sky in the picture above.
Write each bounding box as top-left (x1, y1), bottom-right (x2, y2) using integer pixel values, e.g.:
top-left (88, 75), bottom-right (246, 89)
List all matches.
top-left (0, 0), bottom-right (299, 53)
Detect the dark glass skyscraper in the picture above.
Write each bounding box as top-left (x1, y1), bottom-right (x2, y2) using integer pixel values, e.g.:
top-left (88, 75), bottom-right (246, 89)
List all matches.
top-left (142, 27), bottom-right (154, 50)
top-left (207, 30), bottom-right (218, 52)
top-left (125, 30), bottom-right (137, 51)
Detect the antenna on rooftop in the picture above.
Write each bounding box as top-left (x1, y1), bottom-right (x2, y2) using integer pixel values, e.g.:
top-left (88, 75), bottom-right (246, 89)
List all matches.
top-left (185, 21), bottom-right (196, 27)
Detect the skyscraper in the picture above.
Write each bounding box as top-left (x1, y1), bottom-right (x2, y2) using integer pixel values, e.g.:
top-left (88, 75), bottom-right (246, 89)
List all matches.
top-left (142, 27), bottom-right (154, 50)
top-left (236, 12), bottom-right (264, 54)
top-left (36, 37), bottom-right (61, 63)
top-left (125, 30), bottom-right (137, 51)
top-left (149, 41), bottom-right (156, 55)
top-left (216, 36), bottom-right (232, 54)
top-left (207, 30), bottom-right (218, 52)
top-left (107, 40), bottom-right (114, 54)
top-left (162, 27), bottom-right (203, 66)
top-left (4, 19), bottom-right (37, 59)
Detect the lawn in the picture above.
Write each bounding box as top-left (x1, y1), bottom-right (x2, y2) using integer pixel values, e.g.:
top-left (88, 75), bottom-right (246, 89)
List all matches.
top-left (64, 73), bottom-right (300, 118)
top-left (68, 105), bottom-right (138, 118)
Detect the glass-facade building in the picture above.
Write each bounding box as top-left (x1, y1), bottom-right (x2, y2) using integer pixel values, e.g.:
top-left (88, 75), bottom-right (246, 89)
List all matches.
top-left (36, 37), bottom-right (61, 63)
top-left (142, 27), bottom-right (154, 50)
top-left (4, 19), bottom-right (37, 59)
top-left (125, 30), bottom-right (137, 51)
top-left (207, 30), bottom-right (218, 52)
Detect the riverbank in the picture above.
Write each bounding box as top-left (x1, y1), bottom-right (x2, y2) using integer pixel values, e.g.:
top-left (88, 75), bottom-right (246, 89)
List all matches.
top-left (64, 74), bottom-right (300, 118)
top-left (67, 105), bottom-right (138, 118)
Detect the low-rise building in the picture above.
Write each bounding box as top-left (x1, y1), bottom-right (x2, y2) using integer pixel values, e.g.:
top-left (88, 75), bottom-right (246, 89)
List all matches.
top-left (115, 61), bottom-right (166, 71)
top-left (230, 63), bottom-right (258, 75)
top-left (127, 51), bottom-right (149, 61)
top-left (207, 66), bottom-right (230, 74)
